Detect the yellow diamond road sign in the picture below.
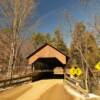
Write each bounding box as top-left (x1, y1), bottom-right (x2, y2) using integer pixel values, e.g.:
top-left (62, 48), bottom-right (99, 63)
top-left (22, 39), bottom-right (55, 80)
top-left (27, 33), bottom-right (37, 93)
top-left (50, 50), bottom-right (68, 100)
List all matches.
top-left (76, 68), bottom-right (82, 76)
top-left (69, 67), bottom-right (82, 76)
top-left (95, 61), bottom-right (100, 71)
top-left (69, 67), bottom-right (76, 76)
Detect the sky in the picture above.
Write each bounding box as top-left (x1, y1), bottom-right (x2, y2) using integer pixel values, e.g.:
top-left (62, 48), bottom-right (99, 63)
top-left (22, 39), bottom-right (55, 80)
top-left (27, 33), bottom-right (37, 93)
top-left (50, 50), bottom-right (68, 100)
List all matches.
top-left (30, 0), bottom-right (100, 32)
top-left (23, 0), bottom-right (100, 45)
top-left (0, 0), bottom-right (100, 45)
top-left (29, 0), bottom-right (82, 33)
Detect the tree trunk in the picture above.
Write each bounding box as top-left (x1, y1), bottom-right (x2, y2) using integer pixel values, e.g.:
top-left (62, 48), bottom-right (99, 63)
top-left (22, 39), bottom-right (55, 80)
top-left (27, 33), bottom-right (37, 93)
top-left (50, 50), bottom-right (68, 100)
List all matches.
top-left (7, 42), bottom-right (15, 78)
top-left (85, 67), bottom-right (89, 92)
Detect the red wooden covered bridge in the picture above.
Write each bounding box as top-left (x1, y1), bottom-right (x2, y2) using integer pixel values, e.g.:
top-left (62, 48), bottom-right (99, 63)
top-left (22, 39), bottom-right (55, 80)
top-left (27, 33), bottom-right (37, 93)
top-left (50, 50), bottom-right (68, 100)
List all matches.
top-left (27, 43), bottom-right (69, 80)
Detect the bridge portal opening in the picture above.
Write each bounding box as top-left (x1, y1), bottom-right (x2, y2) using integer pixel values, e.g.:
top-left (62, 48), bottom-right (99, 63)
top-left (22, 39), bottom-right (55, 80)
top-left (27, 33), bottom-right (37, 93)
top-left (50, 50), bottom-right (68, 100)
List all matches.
top-left (32, 57), bottom-right (65, 78)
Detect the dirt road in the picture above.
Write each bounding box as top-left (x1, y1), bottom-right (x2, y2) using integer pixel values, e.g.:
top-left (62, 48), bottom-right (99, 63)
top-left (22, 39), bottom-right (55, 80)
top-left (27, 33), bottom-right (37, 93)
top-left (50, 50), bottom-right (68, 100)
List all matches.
top-left (37, 84), bottom-right (80, 100)
top-left (0, 79), bottom-right (99, 100)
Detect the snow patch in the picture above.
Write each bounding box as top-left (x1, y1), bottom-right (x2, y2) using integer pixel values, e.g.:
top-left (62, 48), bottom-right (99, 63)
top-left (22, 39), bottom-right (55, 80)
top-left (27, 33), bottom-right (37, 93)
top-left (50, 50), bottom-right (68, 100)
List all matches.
top-left (88, 93), bottom-right (100, 98)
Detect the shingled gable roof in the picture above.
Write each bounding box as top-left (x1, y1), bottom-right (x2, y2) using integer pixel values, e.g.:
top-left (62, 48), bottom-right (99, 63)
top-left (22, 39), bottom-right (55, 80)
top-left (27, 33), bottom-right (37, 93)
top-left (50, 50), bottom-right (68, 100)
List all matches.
top-left (27, 43), bottom-right (69, 59)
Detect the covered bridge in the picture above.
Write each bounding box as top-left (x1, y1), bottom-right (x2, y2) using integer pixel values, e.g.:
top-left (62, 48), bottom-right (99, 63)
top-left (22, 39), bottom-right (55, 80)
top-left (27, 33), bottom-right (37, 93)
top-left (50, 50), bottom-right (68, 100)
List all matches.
top-left (27, 44), bottom-right (69, 80)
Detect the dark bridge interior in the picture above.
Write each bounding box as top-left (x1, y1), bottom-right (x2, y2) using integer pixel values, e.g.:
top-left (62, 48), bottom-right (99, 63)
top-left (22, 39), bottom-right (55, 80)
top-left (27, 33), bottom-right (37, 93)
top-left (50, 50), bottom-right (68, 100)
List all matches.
top-left (32, 57), bottom-right (65, 81)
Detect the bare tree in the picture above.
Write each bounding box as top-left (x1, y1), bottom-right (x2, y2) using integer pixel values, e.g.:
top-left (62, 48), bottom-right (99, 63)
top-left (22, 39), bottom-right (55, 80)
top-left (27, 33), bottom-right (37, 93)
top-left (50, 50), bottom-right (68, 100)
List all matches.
top-left (0, 0), bottom-right (37, 78)
top-left (94, 16), bottom-right (100, 45)
top-left (0, 29), bottom-right (12, 75)
top-left (71, 22), bottom-right (99, 92)
top-left (64, 11), bottom-right (75, 36)
top-left (80, 0), bottom-right (100, 44)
